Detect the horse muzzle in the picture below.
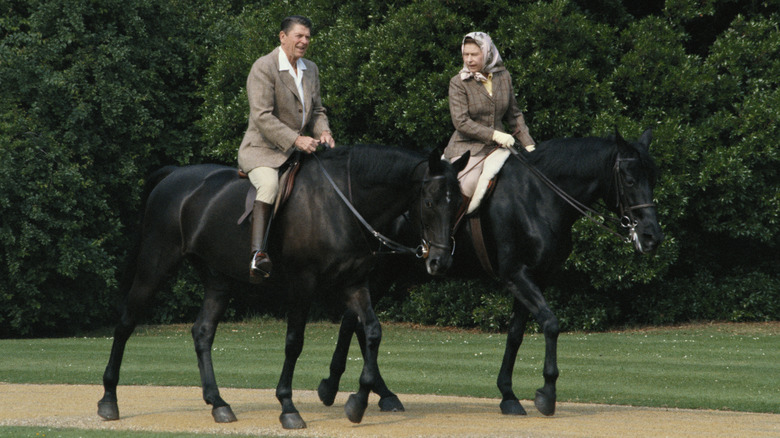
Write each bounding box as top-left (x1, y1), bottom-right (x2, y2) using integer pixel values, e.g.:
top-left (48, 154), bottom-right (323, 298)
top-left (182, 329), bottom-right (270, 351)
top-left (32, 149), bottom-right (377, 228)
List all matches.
top-left (419, 238), bottom-right (455, 275)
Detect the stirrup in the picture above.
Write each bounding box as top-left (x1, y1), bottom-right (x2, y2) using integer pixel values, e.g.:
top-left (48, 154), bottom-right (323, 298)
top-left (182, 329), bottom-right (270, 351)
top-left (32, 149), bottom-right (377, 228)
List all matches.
top-left (250, 250), bottom-right (272, 280)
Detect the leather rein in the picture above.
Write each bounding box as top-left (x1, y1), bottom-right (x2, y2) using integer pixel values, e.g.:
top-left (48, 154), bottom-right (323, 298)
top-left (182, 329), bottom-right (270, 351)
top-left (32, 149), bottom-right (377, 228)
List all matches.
top-left (312, 150), bottom-right (444, 259)
top-left (506, 145), bottom-right (656, 244)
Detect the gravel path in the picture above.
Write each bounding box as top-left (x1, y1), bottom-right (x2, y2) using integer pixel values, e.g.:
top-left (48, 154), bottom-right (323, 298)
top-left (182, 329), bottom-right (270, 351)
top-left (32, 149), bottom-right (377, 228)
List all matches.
top-left (1, 383), bottom-right (777, 437)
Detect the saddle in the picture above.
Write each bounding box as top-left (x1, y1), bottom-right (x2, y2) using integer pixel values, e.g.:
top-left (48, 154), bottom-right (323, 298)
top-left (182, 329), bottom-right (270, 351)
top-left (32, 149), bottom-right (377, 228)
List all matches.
top-left (236, 155), bottom-right (302, 225)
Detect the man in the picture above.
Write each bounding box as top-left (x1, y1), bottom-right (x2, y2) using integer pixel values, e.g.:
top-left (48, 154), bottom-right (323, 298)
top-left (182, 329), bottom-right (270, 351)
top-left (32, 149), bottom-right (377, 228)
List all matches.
top-left (238, 15), bottom-right (335, 282)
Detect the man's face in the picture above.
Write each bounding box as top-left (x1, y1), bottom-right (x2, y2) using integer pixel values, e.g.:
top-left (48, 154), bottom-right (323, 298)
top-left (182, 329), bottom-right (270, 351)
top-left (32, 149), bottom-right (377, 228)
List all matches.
top-left (279, 23), bottom-right (311, 62)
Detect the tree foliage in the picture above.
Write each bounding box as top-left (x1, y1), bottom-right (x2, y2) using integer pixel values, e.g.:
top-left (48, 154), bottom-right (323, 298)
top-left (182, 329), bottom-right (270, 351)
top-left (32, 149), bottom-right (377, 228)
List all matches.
top-left (1, 0), bottom-right (777, 336)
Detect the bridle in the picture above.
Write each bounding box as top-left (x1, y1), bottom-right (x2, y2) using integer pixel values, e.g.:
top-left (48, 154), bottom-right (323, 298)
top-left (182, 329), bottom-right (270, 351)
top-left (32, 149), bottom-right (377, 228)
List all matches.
top-left (613, 157), bottom-right (656, 242)
top-left (313, 150), bottom-right (453, 259)
top-left (507, 146), bottom-right (656, 244)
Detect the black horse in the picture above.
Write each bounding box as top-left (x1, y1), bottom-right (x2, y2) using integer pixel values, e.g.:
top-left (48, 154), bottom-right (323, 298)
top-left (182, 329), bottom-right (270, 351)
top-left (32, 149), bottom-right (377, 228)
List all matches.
top-left (318, 129), bottom-right (664, 416)
top-left (97, 144), bottom-right (468, 429)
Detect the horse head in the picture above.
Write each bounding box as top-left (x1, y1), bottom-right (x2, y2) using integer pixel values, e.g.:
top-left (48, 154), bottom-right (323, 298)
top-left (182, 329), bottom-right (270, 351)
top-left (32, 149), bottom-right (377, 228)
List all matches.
top-left (613, 129), bottom-right (664, 253)
top-left (413, 150), bottom-right (469, 275)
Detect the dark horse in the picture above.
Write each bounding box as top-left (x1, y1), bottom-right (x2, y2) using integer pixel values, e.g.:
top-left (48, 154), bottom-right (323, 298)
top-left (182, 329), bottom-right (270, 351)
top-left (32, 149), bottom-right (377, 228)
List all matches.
top-left (97, 144), bottom-right (468, 429)
top-left (318, 129), bottom-right (664, 416)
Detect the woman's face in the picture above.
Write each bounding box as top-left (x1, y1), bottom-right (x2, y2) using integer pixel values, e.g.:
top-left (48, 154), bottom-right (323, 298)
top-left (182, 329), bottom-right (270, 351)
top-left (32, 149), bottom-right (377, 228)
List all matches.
top-left (462, 42), bottom-right (484, 73)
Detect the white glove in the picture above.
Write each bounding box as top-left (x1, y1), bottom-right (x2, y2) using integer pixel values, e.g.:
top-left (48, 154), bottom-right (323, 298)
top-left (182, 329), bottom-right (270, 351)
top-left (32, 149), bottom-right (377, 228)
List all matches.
top-left (524, 144), bottom-right (535, 152)
top-left (492, 130), bottom-right (515, 148)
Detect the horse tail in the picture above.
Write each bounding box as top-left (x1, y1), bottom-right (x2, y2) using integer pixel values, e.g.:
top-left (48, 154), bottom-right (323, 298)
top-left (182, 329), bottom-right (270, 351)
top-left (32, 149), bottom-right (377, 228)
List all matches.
top-left (117, 165), bottom-right (179, 298)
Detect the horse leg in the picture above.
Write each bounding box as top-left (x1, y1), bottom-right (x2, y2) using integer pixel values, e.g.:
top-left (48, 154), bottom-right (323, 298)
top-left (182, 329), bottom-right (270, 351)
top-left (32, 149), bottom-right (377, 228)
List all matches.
top-left (98, 242), bottom-right (180, 421)
top-left (276, 293), bottom-right (311, 429)
top-left (191, 269), bottom-right (235, 423)
top-left (318, 309), bottom-right (355, 406)
top-left (343, 284), bottom-right (382, 424)
top-left (497, 300), bottom-right (529, 415)
top-left (318, 310), bottom-right (404, 412)
top-left (505, 268), bottom-right (559, 416)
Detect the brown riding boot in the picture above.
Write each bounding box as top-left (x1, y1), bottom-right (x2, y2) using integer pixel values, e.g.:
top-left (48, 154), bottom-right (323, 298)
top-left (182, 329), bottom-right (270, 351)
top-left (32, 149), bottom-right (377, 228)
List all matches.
top-left (249, 201), bottom-right (273, 282)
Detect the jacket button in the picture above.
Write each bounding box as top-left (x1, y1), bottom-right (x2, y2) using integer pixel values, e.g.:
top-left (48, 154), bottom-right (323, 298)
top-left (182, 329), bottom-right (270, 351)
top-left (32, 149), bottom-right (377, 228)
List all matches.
top-left (298, 109), bottom-right (302, 113)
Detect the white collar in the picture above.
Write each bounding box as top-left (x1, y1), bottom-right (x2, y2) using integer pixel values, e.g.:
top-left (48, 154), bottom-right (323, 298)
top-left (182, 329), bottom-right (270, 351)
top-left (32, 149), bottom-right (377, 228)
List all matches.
top-left (278, 47), bottom-right (307, 74)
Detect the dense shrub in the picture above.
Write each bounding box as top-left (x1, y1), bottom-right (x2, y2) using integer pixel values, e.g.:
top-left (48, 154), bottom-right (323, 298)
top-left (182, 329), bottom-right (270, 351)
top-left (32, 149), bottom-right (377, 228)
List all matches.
top-left (2, 0), bottom-right (777, 336)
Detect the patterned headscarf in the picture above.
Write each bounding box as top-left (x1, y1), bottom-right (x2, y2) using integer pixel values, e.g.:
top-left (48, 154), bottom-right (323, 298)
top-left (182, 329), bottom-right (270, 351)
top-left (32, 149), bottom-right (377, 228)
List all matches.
top-left (459, 31), bottom-right (504, 83)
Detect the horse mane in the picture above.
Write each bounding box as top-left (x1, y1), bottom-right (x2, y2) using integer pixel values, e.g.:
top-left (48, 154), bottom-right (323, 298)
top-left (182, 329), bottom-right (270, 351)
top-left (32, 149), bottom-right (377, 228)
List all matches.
top-left (527, 136), bottom-right (616, 180)
top-left (527, 134), bottom-right (658, 185)
top-left (315, 144), bottom-right (424, 185)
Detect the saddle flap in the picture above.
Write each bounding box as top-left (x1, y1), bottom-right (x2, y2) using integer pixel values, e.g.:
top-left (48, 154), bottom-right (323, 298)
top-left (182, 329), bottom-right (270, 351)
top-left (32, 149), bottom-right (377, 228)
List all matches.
top-left (236, 159), bottom-right (302, 225)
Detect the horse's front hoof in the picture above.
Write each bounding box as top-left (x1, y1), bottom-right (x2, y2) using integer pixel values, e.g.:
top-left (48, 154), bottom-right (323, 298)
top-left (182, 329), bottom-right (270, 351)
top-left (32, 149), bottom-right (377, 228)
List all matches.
top-left (344, 393), bottom-right (367, 424)
top-left (97, 400), bottom-right (120, 421)
top-left (318, 378), bottom-right (337, 406)
top-left (212, 405), bottom-right (237, 423)
top-left (500, 399), bottom-right (527, 416)
top-left (280, 412), bottom-right (307, 429)
top-left (534, 388), bottom-right (556, 416)
top-left (378, 395), bottom-right (405, 412)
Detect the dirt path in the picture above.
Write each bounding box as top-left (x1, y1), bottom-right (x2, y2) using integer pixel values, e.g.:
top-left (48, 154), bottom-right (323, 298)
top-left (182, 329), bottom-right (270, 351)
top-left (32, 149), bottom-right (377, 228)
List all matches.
top-left (1, 383), bottom-right (777, 437)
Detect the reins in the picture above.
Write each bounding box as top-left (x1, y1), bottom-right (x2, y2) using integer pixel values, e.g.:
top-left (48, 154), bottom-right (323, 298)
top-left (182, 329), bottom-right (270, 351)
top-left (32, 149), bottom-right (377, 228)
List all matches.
top-left (506, 145), bottom-right (655, 243)
top-left (312, 151), bottom-right (429, 258)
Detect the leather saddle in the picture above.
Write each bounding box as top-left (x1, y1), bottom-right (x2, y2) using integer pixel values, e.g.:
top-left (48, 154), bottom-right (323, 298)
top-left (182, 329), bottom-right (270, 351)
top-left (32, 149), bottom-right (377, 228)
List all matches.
top-left (236, 155), bottom-right (302, 225)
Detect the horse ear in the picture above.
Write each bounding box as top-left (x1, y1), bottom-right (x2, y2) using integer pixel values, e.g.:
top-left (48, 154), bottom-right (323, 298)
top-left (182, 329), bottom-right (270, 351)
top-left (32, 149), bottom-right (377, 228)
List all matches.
top-left (613, 126), bottom-right (625, 144)
top-left (451, 151), bottom-right (470, 173)
top-left (638, 128), bottom-right (653, 151)
top-left (428, 148), bottom-right (444, 174)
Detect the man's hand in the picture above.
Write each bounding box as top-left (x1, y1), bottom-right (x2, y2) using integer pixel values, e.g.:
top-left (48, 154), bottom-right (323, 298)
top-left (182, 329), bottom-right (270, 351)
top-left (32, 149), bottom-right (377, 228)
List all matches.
top-left (319, 131), bottom-right (335, 148)
top-left (294, 135), bottom-right (320, 153)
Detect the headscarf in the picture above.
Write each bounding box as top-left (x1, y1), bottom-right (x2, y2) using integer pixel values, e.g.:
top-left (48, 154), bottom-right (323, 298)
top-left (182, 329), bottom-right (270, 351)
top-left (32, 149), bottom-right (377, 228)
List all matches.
top-left (458, 31), bottom-right (504, 83)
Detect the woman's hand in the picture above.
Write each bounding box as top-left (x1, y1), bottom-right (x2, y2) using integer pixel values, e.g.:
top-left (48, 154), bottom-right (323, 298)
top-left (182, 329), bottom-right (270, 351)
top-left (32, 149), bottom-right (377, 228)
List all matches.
top-left (492, 130), bottom-right (515, 148)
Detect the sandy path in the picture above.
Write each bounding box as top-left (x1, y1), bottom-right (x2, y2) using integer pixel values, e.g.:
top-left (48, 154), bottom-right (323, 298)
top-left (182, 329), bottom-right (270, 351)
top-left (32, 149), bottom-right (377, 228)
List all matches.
top-left (0, 383), bottom-right (777, 437)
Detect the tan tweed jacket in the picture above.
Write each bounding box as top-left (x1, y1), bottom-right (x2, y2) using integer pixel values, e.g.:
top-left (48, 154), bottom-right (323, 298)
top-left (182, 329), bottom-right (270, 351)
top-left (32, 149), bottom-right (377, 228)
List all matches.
top-left (444, 67), bottom-right (534, 160)
top-left (238, 47), bottom-right (331, 171)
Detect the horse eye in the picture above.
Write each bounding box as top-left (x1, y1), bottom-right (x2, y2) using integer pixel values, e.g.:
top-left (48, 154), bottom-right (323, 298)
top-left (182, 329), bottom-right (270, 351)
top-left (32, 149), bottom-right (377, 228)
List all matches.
top-left (625, 177), bottom-right (635, 187)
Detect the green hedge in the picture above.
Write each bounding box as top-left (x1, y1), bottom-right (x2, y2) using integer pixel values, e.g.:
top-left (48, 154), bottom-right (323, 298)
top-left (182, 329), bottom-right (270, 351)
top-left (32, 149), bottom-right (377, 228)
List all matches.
top-left (1, 0), bottom-right (777, 336)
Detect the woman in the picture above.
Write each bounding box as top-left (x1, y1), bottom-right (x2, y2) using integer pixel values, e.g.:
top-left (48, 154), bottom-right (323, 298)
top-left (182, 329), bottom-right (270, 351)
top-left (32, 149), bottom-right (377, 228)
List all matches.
top-left (444, 32), bottom-right (535, 212)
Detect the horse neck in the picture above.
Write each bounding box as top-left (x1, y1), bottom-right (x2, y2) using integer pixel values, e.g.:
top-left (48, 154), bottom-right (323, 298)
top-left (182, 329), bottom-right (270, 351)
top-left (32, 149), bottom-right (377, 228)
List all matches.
top-left (344, 149), bottom-right (422, 229)
top-left (534, 139), bottom-right (617, 211)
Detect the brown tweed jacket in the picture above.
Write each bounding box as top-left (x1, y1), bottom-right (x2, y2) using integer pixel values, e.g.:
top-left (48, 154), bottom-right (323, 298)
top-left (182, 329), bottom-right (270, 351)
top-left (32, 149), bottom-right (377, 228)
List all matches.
top-left (238, 47), bottom-right (331, 171)
top-left (444, 67), bottom-right (534, 160)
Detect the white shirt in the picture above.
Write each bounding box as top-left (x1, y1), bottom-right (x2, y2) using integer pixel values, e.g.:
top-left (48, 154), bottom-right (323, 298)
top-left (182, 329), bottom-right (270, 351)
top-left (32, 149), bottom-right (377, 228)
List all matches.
top-left (278, 47), bottom-right (307, 129)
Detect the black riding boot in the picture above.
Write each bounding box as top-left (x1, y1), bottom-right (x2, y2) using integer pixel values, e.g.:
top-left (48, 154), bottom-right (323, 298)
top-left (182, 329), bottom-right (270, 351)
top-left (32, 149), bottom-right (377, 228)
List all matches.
top-left (250, 201), bottom-right (273, 282)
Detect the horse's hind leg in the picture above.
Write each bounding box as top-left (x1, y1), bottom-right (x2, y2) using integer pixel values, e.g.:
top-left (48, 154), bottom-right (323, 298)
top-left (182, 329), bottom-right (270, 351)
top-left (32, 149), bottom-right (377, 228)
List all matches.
top-left (98, 242), bottom-right (181, 421)
top-left (191, 268), bottom-right (235, 423)
top-left (318, 310), bottom-right (355, 406)
top-left (497, 300), bottom-right (529, 415)
top-left (318, 310), bottom-right (404, 412)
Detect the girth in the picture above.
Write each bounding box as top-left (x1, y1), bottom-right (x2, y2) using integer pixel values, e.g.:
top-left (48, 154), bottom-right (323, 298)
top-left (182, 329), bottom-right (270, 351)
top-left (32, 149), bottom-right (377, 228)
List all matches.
top-left (453, 178), bottom-right (499, 278)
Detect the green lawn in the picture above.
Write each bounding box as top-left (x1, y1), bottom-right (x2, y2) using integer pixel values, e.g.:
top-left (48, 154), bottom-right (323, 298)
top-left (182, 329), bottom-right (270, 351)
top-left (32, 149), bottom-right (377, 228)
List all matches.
top-left (1, 320), bottom-right (777, 414)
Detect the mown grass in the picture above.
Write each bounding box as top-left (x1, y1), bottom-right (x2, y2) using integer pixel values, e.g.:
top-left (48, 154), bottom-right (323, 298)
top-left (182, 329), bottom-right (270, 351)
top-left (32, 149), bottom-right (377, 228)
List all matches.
top-left (1, 320), bottom-right (777, 414)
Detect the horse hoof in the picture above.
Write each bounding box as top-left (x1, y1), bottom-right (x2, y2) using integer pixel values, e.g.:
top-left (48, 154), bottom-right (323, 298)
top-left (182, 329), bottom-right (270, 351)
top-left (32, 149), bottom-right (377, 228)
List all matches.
top-left (318, 378), bottom-right (337, 406)
top-left (499, 399), bottom-right (527, 416)
top-left (280, 412), bottom-right (307, 429)
top-left (534, 389), bottom-right (556, 416)
top-left (97, 400), bottom-right (119, 421)
top-left (212, 405), bottom-right (237, 423)
top-left (345, 393), bottom-right (367, 424)
top-left (378, 395), bottom-right (405, 412)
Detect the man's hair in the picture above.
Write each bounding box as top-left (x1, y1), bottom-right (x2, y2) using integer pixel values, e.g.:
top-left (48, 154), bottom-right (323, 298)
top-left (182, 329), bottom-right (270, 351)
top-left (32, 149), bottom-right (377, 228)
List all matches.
top-left (281, 15), bottom-right (312, 34)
